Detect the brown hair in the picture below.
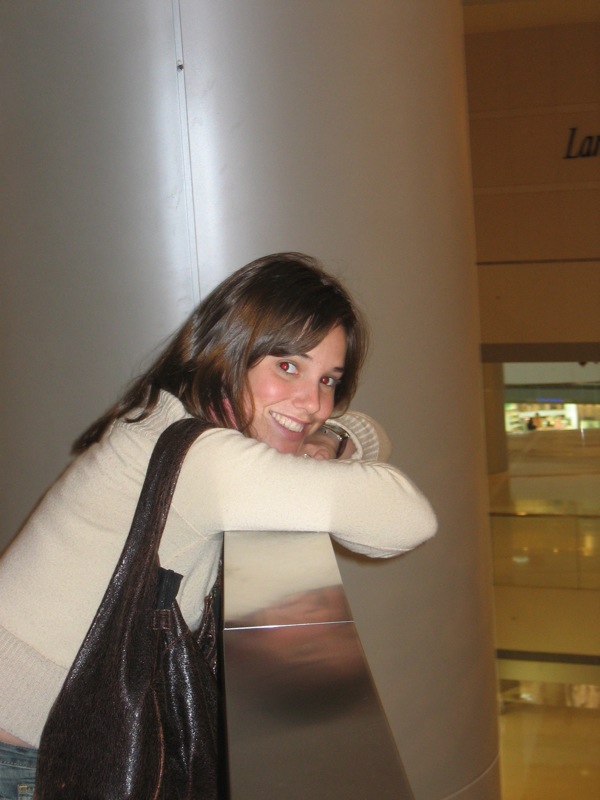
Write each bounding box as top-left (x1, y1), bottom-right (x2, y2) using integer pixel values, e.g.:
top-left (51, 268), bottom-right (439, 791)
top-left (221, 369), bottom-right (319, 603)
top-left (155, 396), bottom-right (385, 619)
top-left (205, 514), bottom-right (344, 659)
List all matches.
top-left (73, 253), bottom-right (368, 453)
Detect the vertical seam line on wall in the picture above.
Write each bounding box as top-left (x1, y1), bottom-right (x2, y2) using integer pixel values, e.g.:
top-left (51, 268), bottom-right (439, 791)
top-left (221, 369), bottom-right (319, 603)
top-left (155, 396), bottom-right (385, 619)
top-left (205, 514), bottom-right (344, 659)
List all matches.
top-left (171, 0), bottom-right (201, 305)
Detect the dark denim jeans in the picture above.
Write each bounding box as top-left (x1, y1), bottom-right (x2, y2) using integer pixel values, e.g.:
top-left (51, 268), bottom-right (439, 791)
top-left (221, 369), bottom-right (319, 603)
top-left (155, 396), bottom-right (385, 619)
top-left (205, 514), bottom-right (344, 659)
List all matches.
top-left (0, 743), bottom-right (37, 800)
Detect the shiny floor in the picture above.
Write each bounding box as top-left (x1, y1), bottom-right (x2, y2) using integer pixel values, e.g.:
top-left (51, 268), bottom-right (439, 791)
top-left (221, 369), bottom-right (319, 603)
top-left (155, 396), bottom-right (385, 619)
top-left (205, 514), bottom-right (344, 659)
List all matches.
top-left (488, 429), bottom-right (600, 800)
top-left (498, 702), bottom-right (599, 800)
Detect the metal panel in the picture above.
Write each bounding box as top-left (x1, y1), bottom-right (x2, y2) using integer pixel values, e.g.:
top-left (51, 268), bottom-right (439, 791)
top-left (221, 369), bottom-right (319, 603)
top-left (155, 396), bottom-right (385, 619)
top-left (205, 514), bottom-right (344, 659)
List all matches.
top-left (0, 0), bottom-right (196, 547)
top-left (223, 531), bottom-right (414, 799)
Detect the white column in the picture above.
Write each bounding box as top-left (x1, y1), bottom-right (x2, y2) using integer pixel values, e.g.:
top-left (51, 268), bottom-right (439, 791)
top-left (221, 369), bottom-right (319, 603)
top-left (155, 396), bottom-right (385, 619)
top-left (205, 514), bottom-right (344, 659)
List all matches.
top-left (180, 1), bottom-right (500, 797)
top-left (1, 1), bottom-right (500, 796)
top-left (0, 1), bottom-right (196, 545)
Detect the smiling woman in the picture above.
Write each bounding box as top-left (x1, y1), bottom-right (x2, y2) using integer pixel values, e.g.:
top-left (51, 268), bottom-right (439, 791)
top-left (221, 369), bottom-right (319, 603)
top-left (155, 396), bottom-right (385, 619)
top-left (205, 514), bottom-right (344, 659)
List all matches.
top-left (246, 325), bottom-right (347, 454)
top-left (0, 252), bottom-right (437, 792)
top-left (70, 252), bottom-right (369, 454)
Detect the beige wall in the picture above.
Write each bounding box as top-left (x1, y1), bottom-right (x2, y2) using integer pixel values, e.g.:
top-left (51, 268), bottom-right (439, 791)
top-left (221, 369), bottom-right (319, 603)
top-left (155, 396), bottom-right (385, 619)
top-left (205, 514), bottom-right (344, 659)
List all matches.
top-left (465, 22), bottom-right (600, 359)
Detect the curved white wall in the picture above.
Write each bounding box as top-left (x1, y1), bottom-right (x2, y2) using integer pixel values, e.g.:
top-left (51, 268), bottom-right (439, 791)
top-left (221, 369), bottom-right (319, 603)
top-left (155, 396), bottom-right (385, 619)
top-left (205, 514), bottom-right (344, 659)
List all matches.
top-left (0, 1), bottom-right (196, 544)
top-left (179, 2), bottom-right (500, 797)
top-left (0, 1), bottom-right (500, 797)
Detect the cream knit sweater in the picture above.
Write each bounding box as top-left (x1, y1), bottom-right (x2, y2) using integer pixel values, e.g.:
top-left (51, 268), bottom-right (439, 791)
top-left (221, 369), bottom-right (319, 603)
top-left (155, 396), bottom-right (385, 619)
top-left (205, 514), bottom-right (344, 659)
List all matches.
top-left (0, 391), bottom-right (436, 746)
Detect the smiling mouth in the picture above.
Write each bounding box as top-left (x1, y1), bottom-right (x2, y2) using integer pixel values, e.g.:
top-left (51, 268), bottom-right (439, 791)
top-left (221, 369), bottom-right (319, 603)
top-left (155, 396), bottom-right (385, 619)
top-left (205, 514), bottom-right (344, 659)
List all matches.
top-left (270, 411), bottom-right (306, 433)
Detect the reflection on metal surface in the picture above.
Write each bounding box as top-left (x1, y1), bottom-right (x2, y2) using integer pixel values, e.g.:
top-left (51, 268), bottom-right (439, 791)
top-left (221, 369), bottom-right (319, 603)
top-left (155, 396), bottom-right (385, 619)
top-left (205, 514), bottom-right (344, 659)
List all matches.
top-left (224, 530), bottom-right (350, 624)
top-left (223, 531), bottom-right (415, 799)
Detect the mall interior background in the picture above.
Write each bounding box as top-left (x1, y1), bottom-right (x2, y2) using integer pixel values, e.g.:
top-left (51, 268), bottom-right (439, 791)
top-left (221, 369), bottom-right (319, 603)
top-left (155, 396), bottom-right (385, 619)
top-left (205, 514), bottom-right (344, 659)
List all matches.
top-left (464, 2), bottom-right (599, 798)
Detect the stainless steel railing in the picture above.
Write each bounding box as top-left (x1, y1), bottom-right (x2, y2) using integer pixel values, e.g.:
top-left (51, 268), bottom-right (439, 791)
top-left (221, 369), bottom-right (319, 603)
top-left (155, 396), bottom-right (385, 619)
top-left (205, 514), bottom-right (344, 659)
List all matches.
top-left (222, 530), bottom-right (415, 799)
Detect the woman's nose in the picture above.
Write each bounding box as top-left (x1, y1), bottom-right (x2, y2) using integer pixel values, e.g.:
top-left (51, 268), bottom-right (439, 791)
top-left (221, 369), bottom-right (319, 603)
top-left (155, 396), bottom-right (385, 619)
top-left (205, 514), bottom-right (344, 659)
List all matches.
top-left (293, 380), bottom-right (320, 414)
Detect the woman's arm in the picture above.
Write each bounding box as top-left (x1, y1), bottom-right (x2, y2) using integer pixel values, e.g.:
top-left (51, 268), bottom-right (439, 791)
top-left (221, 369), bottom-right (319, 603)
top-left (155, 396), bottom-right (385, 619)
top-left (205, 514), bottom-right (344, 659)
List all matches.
top-left (173, 428), bottom-right (437, 558)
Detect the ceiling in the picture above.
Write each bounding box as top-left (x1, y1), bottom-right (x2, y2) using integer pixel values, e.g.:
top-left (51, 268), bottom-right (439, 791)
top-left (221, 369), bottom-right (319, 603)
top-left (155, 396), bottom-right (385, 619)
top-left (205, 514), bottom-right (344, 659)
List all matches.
top-left (463, 0), bottom-right (600, 34)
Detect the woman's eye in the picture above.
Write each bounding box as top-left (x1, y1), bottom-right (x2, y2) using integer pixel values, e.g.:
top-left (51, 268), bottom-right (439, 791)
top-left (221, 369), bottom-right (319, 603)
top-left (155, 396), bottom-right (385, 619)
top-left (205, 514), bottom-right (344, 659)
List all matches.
top-left (279, 361), bottom-right (298, 375)
top-left (320, 376), bottom-right (338, 388)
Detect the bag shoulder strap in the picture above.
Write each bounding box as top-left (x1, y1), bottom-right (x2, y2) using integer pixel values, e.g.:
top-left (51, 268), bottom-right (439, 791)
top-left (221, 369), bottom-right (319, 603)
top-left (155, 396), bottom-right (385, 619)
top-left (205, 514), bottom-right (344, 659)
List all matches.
top-left (129, 417), bottom-right (212, 555)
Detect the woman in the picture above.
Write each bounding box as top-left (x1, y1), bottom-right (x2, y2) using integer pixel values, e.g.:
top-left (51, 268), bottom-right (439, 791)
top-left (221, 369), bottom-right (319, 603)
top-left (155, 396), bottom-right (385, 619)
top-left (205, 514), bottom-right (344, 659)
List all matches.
top-left (0, 252), bottom-right (436, 794)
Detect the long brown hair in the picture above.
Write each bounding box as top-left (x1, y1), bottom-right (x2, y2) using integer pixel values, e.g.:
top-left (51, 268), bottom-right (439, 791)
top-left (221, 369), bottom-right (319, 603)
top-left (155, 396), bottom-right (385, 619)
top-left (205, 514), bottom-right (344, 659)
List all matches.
top-left (73, 253), bottom-right (368, 453)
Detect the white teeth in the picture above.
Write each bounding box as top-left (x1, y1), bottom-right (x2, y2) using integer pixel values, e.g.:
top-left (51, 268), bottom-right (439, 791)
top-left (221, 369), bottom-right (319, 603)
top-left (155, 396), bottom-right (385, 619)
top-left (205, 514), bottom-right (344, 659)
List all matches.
top-left (271, 411), bottom-right (305, 433)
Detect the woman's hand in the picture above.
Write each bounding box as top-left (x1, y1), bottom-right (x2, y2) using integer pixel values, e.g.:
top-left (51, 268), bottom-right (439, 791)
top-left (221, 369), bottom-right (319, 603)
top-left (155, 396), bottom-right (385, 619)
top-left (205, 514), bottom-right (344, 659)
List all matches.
top-left (300, 429), bottom-right (356, 460)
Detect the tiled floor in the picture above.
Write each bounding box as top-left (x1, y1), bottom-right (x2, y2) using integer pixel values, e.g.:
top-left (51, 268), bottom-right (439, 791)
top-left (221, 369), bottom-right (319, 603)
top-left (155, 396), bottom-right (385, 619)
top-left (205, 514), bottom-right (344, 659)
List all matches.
top-left (488, 429), bottom-right (600, 800)
top-left (499, 703), bottom-right (600, 800)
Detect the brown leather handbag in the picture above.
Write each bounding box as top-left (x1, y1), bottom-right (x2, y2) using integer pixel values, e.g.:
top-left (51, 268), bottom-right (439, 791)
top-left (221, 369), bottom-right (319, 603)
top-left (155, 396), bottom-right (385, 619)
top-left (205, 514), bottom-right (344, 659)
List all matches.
top-left (34, 418), bottom-right (221, 799)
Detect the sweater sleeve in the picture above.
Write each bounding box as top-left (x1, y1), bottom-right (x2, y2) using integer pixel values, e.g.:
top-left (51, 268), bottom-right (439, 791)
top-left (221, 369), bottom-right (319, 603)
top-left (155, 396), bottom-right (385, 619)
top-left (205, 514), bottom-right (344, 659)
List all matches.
top-left (171, 428), bottom-right (437, 558)
top-left (329, 410), bottom-right (392, 461)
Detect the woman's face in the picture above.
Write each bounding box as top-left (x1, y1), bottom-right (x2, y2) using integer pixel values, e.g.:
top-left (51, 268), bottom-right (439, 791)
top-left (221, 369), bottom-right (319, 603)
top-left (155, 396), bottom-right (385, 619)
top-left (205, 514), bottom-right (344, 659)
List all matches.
top-left (246, 325), bottom-right (347, 455)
